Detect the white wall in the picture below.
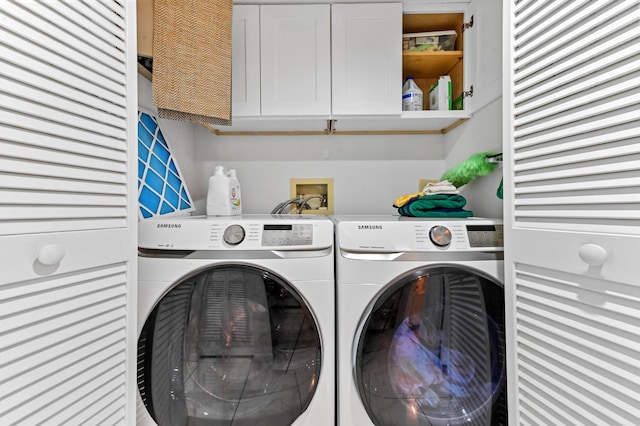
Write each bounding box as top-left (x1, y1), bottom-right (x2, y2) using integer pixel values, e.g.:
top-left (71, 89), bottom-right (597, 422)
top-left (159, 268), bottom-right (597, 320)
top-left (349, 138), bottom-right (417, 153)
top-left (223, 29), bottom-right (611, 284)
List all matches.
top-left (138, 73), bottom-right (503, 218)
top-left (444, 98), bottom-right (504, 219)
top-left (192, 126), bottom-right (447, 215)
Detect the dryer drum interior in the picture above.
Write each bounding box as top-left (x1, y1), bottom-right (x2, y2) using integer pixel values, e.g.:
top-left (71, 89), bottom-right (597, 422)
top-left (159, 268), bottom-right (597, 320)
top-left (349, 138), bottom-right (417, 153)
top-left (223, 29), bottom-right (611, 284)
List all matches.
top-left (137, 265), bottom-right (322, 426)
top-left (356, 265), bottom-right (507, 426)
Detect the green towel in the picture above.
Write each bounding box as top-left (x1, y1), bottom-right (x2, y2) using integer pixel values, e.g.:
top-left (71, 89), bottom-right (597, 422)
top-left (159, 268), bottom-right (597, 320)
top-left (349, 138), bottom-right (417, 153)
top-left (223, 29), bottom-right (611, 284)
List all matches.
top-left (398, 208), bottom-right (474, 217)
top-left (397, 194), bottom-right (473, 217)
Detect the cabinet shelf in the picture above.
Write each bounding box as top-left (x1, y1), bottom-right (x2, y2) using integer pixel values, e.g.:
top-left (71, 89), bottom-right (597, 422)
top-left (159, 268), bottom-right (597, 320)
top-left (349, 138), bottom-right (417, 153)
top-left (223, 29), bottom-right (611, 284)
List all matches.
top-left (402, 50), bottom-right (462, 80)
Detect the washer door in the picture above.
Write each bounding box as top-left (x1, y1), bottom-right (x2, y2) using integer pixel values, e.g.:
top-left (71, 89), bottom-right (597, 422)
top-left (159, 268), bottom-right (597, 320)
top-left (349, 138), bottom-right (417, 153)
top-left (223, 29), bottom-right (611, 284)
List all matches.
top-left (138, 265), bottom-right (321, 426)
top-left (356, 265), bottom-right (506, 426)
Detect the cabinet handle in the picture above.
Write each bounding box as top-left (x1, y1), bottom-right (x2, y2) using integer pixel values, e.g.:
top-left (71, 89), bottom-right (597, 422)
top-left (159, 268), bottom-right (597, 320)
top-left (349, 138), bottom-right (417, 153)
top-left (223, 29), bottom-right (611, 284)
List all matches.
top-left (37, 243), bottom-right (65, 266)
top-left (578, 243), bottom-right (607, 266)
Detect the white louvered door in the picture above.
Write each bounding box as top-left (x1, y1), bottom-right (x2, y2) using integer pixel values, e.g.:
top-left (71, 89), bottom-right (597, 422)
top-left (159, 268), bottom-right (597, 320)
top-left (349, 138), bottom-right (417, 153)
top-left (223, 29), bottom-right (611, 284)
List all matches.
top-left (0, 1), bottom-right (137, 424)
top-left (503, 0), bottom-right (640, 425)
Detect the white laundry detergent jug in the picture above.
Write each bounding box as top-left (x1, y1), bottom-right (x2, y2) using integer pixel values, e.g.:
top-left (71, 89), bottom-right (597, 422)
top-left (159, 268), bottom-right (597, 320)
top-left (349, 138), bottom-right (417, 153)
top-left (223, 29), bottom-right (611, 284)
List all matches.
top-left (206, 166), bottom-right (240, 216)
top-left (402, 77), bottom-right (423, 111)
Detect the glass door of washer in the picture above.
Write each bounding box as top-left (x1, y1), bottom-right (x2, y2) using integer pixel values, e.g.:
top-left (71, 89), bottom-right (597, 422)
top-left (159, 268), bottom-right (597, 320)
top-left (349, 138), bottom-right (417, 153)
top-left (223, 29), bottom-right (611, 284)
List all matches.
top-left (356, 265), bottom-right (507, 426)
top-left (138, 265), bottom-right (322, 426)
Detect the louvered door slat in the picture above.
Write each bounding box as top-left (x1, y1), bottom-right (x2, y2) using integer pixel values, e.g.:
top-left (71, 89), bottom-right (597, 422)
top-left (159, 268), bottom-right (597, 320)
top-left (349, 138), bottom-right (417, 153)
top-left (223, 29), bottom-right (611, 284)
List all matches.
top-left (514, 1), bottom-right (604, 50)
top-left (4, 88), bottom-right (126, 139)
top-left (0, 0), bottom-right (136, 423)
top-left (2, 126), bottom-right (126, 160)
top-left (0, 110), bottom-right (126, 151)
top-left (515, 2), bottom-right (634, 69)
top-left (0, 141), bottom-right (126, 173)
top-left (505, 0), bottom-right (640, 424)
top-left (0, 24), bottom-right (124, 95)
top-left (0, 44), bottom-right (125, 108)
top-left (69, 0), bottom-right (126, 31)
top-left (2, 2), bottom-right (125, 67)
top-left (2, 78), bottom-right (126, 130)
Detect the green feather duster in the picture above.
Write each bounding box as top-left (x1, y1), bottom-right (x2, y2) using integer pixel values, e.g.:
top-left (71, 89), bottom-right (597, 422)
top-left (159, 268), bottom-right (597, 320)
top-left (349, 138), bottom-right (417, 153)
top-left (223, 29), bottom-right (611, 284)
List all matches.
top-left (441, 151), bottom-right (499, 188)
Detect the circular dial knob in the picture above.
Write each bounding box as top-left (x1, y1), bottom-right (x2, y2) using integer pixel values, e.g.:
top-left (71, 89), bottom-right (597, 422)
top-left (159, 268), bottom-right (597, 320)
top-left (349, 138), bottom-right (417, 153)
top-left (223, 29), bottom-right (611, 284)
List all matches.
top-left (429, 225), bottom-right (452, 247)
top-left (223, 224), bottom-right (245, 245)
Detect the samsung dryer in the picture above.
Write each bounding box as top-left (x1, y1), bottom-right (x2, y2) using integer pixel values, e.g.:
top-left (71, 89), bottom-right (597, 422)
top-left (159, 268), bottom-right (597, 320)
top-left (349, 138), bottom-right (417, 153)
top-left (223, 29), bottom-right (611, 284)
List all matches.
top-left (136, 215), bottom-right (335, 426)
top-left (333, 216), bottom-right (507, 426)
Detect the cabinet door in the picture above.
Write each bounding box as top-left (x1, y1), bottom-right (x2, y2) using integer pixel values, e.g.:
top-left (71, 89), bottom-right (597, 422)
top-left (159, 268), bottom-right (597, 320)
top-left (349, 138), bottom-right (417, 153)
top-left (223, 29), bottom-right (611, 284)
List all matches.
top-left (232, 5), bottom-right (261, 117)
top-left (0, 0), bottom-right (137, 423)
top-left (332, 3), bottom-right (402, 115)
top-left (260, 4), bottom-right (331, 117)
top-left (504, 0), bottom-right (640, 424)
top-left (466, 0), bottom-right (502, 113)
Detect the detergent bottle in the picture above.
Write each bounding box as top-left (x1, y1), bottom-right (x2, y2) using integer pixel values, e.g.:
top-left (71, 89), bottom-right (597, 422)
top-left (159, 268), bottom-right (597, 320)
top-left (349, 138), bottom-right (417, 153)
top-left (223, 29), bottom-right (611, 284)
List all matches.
top-left (402, 77), bottom-right (423, 111)
top-left (206, 166), bottom-right (234, 216)
top-left (228, 169), bottom-right (242, 215)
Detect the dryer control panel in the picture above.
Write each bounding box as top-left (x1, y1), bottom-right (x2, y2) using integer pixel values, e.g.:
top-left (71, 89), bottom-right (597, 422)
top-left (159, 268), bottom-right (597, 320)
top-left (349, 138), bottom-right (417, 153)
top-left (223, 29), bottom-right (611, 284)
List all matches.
top-left (334, 216), bottom-right (503, 252)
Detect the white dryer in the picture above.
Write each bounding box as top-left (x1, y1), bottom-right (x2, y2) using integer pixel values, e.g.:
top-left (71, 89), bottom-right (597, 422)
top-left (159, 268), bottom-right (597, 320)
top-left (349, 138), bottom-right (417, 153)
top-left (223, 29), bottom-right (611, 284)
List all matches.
top-left (136, 215), bottom-right (335, 426)
top-left (333, 216), bottom-right (507, 426)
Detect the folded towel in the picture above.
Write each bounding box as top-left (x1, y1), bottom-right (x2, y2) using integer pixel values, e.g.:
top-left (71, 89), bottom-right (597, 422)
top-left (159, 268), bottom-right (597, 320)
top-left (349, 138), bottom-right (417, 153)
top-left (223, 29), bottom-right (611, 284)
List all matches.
top-left (393, 192), bottom-right (424, 208)
top-left (395, 194), bottom-right (467, 210)
top-left (398, 207), bottom-right (474, 218)
top-left (422, 180), bottom-right (459, 194)
top-left (396, 194), bottom-right (473, 217)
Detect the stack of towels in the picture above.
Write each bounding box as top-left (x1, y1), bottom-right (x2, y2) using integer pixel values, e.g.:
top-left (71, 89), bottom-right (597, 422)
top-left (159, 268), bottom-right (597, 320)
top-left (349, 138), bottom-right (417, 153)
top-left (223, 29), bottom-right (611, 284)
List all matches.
top-left (393, 180), bottom-right (473, 217)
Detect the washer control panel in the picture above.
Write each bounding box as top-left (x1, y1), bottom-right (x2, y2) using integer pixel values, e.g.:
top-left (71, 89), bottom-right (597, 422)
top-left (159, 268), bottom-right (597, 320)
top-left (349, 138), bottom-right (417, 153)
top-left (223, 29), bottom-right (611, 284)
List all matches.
top-left (261, 224), bottom-right (313, 246)
top-left (138, 215), bottom-right (332, 250)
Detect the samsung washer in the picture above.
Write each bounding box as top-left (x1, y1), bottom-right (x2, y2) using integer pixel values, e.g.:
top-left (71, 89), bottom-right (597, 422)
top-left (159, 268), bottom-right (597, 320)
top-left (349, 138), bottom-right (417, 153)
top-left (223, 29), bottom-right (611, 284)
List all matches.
top-left (333, 215), bottom-right (507, 426)
top-left (136, 215), bottom-right (335, 426)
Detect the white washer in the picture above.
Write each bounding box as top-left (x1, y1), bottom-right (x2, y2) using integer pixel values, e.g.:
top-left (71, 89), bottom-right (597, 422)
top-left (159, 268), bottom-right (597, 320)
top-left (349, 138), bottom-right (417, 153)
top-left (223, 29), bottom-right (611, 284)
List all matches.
top-left (333, 216), bottom-right (507, 426)
top-left (136, 215), bottom-right (335, 426)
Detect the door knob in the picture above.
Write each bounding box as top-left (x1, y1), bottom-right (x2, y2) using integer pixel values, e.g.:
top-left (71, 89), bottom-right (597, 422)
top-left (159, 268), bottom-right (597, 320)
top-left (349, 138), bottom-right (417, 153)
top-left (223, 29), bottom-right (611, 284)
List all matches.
top-left (578, 243), bottom-right (607, 266)
top-left (37, 243), bottom-right (65, 266)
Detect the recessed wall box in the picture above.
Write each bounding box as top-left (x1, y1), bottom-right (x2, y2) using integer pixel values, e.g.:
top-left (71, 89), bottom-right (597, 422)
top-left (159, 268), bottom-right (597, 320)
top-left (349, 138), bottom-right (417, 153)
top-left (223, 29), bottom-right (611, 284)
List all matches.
top-left (290, 178), bottom-right (334, 215)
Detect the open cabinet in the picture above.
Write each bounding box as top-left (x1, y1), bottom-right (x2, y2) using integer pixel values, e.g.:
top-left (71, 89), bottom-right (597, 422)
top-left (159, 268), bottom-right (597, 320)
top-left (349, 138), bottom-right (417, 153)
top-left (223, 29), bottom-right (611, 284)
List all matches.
top-left (208, 0), bottom-right (502, 135)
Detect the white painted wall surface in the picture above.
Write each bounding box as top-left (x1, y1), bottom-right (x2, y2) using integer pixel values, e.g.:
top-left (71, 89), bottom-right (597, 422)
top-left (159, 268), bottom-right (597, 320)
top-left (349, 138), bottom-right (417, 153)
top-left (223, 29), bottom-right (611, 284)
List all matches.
top-left (138, 74), bottom-right (503, 218)
top-left (192, 128), bottom-right (446, 215)
top-left (444, 98), bottom-right (504, 219)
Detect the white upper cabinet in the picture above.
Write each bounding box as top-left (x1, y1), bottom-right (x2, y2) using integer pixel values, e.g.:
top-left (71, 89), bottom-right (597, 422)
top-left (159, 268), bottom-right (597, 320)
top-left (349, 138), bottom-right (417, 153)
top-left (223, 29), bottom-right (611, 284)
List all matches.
top-left (223, 1), bottom-right (502, 134)
top-left (331, 2), bottom-right (402, 116)
top-left (232, 5), bottom-right (261, 117)
top-left (466, 0), bottom-right (502, 113)
top-left (260, 4), bottom-right (331, 117)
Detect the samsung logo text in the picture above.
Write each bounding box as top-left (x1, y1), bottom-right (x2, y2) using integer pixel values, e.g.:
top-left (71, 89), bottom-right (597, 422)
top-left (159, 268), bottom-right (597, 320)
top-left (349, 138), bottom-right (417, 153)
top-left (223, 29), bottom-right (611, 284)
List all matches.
top-left (358, 225), bottom-right (383, 230)
top-left (157, 224), bottom-right (181, 229)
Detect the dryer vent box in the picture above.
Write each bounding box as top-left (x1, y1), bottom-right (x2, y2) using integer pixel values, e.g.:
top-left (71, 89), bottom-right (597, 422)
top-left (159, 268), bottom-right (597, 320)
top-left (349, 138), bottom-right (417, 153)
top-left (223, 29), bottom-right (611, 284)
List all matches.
top-left (290, 178), bottom-right (334, 215)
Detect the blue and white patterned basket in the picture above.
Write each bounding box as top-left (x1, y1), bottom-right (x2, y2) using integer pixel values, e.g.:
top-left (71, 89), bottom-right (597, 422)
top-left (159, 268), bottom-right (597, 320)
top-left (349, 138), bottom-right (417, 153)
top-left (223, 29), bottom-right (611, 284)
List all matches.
top-left (137, 111), bottom-right (194, 219)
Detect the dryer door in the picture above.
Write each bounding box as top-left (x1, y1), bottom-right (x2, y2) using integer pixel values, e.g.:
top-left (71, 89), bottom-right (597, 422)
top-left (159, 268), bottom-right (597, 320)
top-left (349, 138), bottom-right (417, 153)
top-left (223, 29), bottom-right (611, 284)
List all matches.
top-left (355, 265), bottom-right (506, 426)
top-left (137, 265), bottom-right (321, 426)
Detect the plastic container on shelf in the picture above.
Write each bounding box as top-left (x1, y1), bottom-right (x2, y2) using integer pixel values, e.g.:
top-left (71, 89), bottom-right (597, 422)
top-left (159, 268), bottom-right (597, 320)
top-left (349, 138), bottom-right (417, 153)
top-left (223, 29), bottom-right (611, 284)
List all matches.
top-left (206, 165), bottom-right (241, 216)
top-left (402, 30), bottom-right (458, 52)
top-left (402, 77), bottom-right (423, 111)
top-left (429, 75), bottom-right (452, 111)
top-left (227, 169), bottom-right (242, 215)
